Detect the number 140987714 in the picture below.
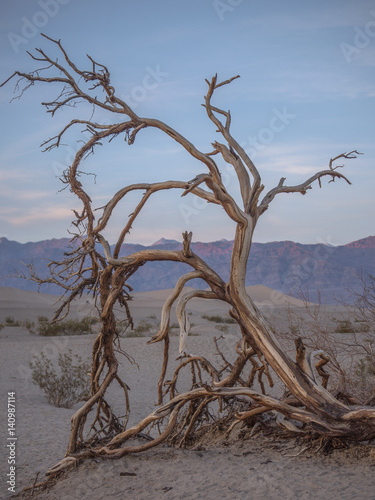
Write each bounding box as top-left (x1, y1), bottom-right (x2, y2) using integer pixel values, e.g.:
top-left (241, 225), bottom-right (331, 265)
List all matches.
top-left (8, 392), bottom-right (16, 437)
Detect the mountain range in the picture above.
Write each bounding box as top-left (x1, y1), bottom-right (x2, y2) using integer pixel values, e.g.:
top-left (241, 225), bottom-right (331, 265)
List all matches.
top-left (0, 235), bottom-right (374, 304)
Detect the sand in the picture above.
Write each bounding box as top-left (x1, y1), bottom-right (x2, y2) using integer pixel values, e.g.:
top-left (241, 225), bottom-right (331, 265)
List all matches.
top-left (0, 286), bottom-right (374, 500)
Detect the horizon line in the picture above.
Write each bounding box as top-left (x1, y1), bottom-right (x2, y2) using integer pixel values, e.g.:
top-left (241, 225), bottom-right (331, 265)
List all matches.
top-left (1, 234), bottom-right (374, 248)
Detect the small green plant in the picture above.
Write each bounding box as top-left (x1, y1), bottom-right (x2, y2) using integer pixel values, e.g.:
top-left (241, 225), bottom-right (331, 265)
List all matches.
top-left (30, 350), bottom-right (90, 408)
top-left (202, 314), bottom-right (236, 324)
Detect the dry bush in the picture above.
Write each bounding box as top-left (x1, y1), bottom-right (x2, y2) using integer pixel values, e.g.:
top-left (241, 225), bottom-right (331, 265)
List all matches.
top-left (277, 285), bottom-right (375, 405)
top-left (2, 317), bottom-right (34, 331)
top-left (126, 319), bottom-right (154, 338)
top-left (341, 272), bottom-right (375, 377)
top-left (37, 316), bottom-right (98, 336)
top-left (5, 316), bottom-right (21, 327)
top-left (30, 350), bottom-right (91, 408)
top-left (202, 314), bottom-right (236, 324)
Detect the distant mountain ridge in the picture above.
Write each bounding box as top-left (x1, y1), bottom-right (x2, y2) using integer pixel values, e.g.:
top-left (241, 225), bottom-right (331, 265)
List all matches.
top-left (344, 236), bottom-right (375, 248)
top-left (0, 236), bottom-right (374, 303)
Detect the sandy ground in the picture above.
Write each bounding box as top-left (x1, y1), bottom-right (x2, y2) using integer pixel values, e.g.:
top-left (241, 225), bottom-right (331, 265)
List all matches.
top-left (0, 286), bottom-right (374, 500)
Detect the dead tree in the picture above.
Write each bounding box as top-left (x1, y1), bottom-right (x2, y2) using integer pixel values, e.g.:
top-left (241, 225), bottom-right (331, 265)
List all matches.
top-left (2, 35), bottom-right (375, 472)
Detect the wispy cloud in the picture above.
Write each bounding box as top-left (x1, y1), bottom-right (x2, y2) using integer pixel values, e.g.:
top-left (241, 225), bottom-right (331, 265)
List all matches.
top-left (0, 206), bottom-right (70, 226)
top-left (252, 141), bottom-right (366, 190)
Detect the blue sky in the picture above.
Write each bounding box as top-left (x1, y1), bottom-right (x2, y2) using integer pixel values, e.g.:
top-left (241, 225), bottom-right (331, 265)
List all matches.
top-left (0, 0), bottom-right (374, 246)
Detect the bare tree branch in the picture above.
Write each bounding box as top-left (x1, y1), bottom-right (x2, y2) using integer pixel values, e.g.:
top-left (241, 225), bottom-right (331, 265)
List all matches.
top-left (258, 151), bottom-right (360, 215)
top-left (203, 74), bottom-right (263, 213)
top-left (93, 181), bottom-right (219, 257)
top-left (148, 271), bottom-right (205, 345)
top-left (176, 289), bottom-right (219, 354)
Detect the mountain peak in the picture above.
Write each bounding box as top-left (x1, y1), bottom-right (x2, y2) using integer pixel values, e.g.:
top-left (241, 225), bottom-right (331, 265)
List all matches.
top-left (345, 236), bottom-right (375, 249)
top-left (151, 238), bottom-right (179, 246)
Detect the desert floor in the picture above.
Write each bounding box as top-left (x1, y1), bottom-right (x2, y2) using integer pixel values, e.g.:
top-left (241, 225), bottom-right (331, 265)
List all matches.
top-left (0, 286), bottom-right (374, 500)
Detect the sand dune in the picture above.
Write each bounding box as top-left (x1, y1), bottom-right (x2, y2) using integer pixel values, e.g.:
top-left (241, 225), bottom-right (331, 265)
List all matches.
top-left (0, 287), bottom-right (92, 323)
top-left (1, 286), bottom-right (373, 499)
top-left (0, 285), bottom-right (306, 330)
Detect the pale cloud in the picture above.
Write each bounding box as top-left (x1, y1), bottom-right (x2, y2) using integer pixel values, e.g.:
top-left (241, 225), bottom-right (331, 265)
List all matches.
top-left (0, 170), bottom-right (32, 182)
top-left (250, 142), bottom-right (367, 197)
top-left (1, 207), bottom-right (70, 226)
top-left (0, 184), bottom-right (52, 201)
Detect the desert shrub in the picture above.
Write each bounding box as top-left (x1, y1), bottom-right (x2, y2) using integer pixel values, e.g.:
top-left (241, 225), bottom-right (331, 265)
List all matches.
top-left (126, 330), bottom-right (144, 338)
top-left (353, 319), bottom-right (371, 333)
top-left (352, 357), bottom-right (375, 403)
top-left (5, 316), bottom-right (20, 327)
top-left (37, 316), bottom-right (98, 336)
top-left (135, 320), bottom-right (153, 334)
top-left (22, 319), bottom-right (35, 332)
top-left (202, 314), bottom-right (236, 324)
top-left (332, 318), bottom-right (370, 334)
top-left (167, 322), bottom-right (196, 335)
top-left (30, 350), bottom-right (90, 408)
top-left (290, 325), bottom-right (301, 336)
top-left (355, 357), bottom-right (374, 380)
top-left (281, 286), bottom-right (375, 404)
top-left (127, 320), bottom-right (153, 337)
top-left (215, 324), bottom-right (229, 334)
top-left (334, 319), bottom-right (356, 333)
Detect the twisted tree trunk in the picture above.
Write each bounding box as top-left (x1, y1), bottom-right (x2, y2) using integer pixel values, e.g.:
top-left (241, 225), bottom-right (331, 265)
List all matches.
top-left (2, 35), bottom-right (375, 480)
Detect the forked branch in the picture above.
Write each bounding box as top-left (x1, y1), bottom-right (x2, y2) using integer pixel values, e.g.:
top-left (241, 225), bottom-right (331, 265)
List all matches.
top-left (203, 74), bottom-right (263, 212)
top-left (258, 150), bottom-right (360, 215)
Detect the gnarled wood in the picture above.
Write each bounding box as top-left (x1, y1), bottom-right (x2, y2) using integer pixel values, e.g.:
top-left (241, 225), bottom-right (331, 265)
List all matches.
top-left (3, 36), bottom-right (375, 486)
